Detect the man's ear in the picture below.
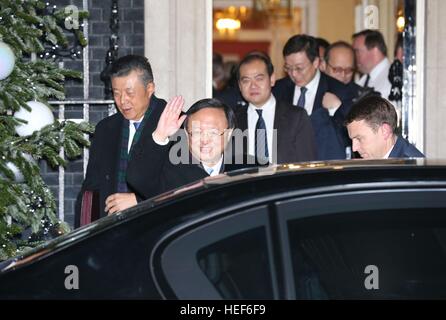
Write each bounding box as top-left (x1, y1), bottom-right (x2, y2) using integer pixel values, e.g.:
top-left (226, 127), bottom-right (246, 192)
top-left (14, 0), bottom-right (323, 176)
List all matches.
top-left (270, 72), bottom-right (276, 87)
top-left (225, 128), bottom-right (234, 142)
top-left (381, 123), bottom-right (393, 139)
top-left (312, 57), bottom-right (321, 69)
top-left (146, 82), bottom-right (155, 96)
top-left (320, 59), bottom-right (327, 72)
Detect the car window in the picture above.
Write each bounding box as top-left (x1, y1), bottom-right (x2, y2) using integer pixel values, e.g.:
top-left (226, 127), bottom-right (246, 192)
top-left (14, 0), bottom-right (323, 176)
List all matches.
top-left (276, 189), bottom-right (446, 299)
top-left (288, 208), bottom-right (446, 299)
top-left (157, 205), bottom-right (278, 299)
top-left (197, 227), bottom-right (274, 299)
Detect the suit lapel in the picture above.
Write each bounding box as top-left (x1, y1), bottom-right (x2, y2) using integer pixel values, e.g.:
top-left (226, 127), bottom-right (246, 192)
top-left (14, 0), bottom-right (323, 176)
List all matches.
top-left (285, 77), bottom-right (295, 105)
top-left (389, 136), bottom-right (402, 158)
top-left (313, 73), bottom-right (327, 113)
top-left (273, 101), bottom-right (288, 164)
top-left (106, 114), bottom-right (125, 193)
top-left (236, 108), bottom-right (249, 131)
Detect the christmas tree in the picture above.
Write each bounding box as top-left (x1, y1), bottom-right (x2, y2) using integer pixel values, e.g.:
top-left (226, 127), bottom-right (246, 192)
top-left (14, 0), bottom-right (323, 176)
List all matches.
top-left (0, 0), bottom-right (93, 260)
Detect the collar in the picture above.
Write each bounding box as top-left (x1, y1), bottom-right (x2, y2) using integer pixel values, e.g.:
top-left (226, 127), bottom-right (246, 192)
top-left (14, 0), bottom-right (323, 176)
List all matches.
top-left (370, 58), bottom-right (390, 80)
top-left (295, 69), bottom-right (320, 95)
top-left (248, 94), bottom-right (276, 114)
top-left (129, 115), bottom-right (145, 127)
top-left (383, 136), bottom-right (397, 159)
top-left (202, 155), bottom-right (224, 176)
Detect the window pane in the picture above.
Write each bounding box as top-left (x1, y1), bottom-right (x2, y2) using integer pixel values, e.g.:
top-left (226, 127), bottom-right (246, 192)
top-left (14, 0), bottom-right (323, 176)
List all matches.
top-left (197, 227), bottom-right (273, 299)
top-left (288, 208), bottom-right (446, 299)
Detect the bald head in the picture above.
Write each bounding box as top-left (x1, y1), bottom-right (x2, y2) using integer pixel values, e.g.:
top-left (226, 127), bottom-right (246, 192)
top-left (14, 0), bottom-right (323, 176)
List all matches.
top-left (322, 42), bottom-right (356, 84)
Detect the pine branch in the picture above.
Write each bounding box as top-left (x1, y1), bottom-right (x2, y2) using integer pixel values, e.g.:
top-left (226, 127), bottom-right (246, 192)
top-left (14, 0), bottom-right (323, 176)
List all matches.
top-left (0, 0), bottom-right (91, 260)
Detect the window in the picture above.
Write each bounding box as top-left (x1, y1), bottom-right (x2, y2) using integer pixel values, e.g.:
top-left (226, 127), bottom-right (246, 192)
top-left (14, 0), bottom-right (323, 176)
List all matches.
top-left (288, 208), bottom-right (446, 299)
top-left (158, 205), bottom-right (278, 299)
top-left (197, 227), bottom-right (274, 299)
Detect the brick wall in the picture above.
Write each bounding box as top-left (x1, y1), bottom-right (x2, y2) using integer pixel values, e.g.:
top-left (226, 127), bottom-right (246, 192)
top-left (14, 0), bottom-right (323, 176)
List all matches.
top-left (40, 0), bottom-right (144, 227)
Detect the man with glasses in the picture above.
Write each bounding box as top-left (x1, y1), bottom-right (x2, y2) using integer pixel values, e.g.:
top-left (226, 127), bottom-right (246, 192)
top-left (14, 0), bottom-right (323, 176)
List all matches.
top-left (321, 41), bottom-right (356, 85)
top-left (273, 34), bottom-right (354, 160)
top-left (127, 97), bottom-right (258, 200)
top-left (234, 51), bottom-right (317, 165)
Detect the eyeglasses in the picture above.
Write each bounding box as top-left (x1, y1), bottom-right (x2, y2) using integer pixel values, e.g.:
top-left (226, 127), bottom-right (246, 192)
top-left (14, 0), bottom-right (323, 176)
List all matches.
top-left (187, 129), bottom-right (227, 139)
top-left (283, 63), bottom-right (311, 74)
top-left (327, 62), bottom-right (355, 75)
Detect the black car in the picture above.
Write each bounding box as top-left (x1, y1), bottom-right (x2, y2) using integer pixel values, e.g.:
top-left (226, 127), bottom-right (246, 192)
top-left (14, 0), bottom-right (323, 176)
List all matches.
top-left (1, 159), bottom-right (446, 299)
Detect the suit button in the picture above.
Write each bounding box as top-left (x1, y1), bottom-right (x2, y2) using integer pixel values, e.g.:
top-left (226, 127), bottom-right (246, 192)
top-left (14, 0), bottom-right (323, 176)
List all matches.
top-left (105, 175), bottom-right (110, 180)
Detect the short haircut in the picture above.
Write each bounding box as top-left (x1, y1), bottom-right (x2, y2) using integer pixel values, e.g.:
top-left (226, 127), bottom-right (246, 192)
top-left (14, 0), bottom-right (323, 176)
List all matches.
top-left (315, 37), bottom-right (330, 52)
top-left (282, 34), bottom-right (319, 62)
top-left (109, 55), bottom-right (154, 87)
top-left (236, 51), bottom-right (274, 81)
top-left (213, 52), bottom-right (225, 82)
top-left (184, 98), bottom-right (236, 130)
top-left (324, 41), bottom-right (355, 63)
top-left (352, 29), bottom-right (388, 56)
top-left (345, 95), bottom-right (397, 134)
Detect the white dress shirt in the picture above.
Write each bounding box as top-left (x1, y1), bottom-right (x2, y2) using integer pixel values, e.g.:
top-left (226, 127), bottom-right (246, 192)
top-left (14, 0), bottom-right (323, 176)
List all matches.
top-left (293, 70), bottom-right (321, 116)
top-left (356, 58), bottom-right (392, 99)
top-left (128, 116), bottom-right (144, 153)
top-left (202, 156), bottom-right (223, 176)
top-left (383, 141), bottom-right (396, 159)
top-left (247, 94), bottom-right (276, 164)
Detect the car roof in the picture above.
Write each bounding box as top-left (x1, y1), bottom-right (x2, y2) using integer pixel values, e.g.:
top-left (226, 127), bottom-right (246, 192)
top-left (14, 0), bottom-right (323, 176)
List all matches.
top-left (149, 158), bottom-right (444, 204)
top-left (2, 158), bottom-right (445, 272)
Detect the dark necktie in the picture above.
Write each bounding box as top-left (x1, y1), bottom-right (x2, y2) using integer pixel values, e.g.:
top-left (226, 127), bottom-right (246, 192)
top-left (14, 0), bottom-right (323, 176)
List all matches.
top-left (297, 86), bottom-right (307, 108)
top-left (133, 122), bottom-right (141, 130)
top-left (363, 74), bottom-right (371, 88)
top-left (255, 109), bottom-right (268, 163)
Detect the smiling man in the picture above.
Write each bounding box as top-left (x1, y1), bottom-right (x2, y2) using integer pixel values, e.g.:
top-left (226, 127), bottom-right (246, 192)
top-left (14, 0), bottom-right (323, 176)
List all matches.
top-left (235, 51), bottom-right (316, 164)
top-left (75, 55), bottom-right (166, 227)
top-left (345, 95), bottom-right (424, 159)
top-left (127, 97), bottom-right (259, 200)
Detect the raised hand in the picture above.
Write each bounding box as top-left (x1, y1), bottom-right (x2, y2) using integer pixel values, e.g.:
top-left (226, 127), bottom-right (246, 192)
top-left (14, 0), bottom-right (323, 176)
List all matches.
top-left (154, 96), bottom-right (187, 141)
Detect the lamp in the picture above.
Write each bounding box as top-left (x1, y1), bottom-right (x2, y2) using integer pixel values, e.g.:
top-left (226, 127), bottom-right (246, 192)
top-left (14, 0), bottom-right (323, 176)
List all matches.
top-left (215, 6), bottom-right (246, 36)
top-left (396, 10), bottom-right (405, 33)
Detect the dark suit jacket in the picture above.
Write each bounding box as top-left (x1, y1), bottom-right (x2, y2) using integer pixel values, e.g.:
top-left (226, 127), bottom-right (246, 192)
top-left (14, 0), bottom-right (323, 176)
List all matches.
top-left (74, 95), bottom-right (166, 228)
top-left (272, 73), bottom-right (355, 160)
top-left (234, 99), bottom-right (317, 164)
top-left (127, 132), bottom-right (260, 200)
top-left (389, 136), bottom-right (425, 158)
top-left (213, 85), bottom-right (247, 112)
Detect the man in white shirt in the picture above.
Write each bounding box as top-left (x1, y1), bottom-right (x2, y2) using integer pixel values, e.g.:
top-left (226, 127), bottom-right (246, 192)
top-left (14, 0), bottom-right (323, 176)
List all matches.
top-left (127, 97), bottom-right (260, 200)
top-left (273, 35), bottom-right (355, 160)
top-left (235, 51), bottom-right (317, 164)
top-left (345, 95), bottom-right (424, 159)
top-left (352, 29), bottom-right (392, 99)
top-left (75, 55), bottom-right (167, 227)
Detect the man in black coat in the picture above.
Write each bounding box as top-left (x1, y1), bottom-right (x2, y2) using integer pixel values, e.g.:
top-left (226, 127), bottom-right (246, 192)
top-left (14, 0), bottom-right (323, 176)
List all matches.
top-left (345, 95), bottom-right (424, 159)
top-left (75, 55), bottom-right (166, 227)
top-left (234, 52), bottom-right (317, 165)
top-left (273, 35), bottom-right (355, 160)
top-left (127, 97), bottom-right (260, 200)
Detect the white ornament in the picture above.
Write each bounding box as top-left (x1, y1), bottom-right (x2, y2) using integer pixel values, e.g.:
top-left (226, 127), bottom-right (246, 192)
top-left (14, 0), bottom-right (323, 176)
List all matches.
top-left (0, 41), bottom-right (15, 80)
top-left (3, 154), bottom-right (36, 183)
top-left (14, 101), bottom-right (55, 136)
